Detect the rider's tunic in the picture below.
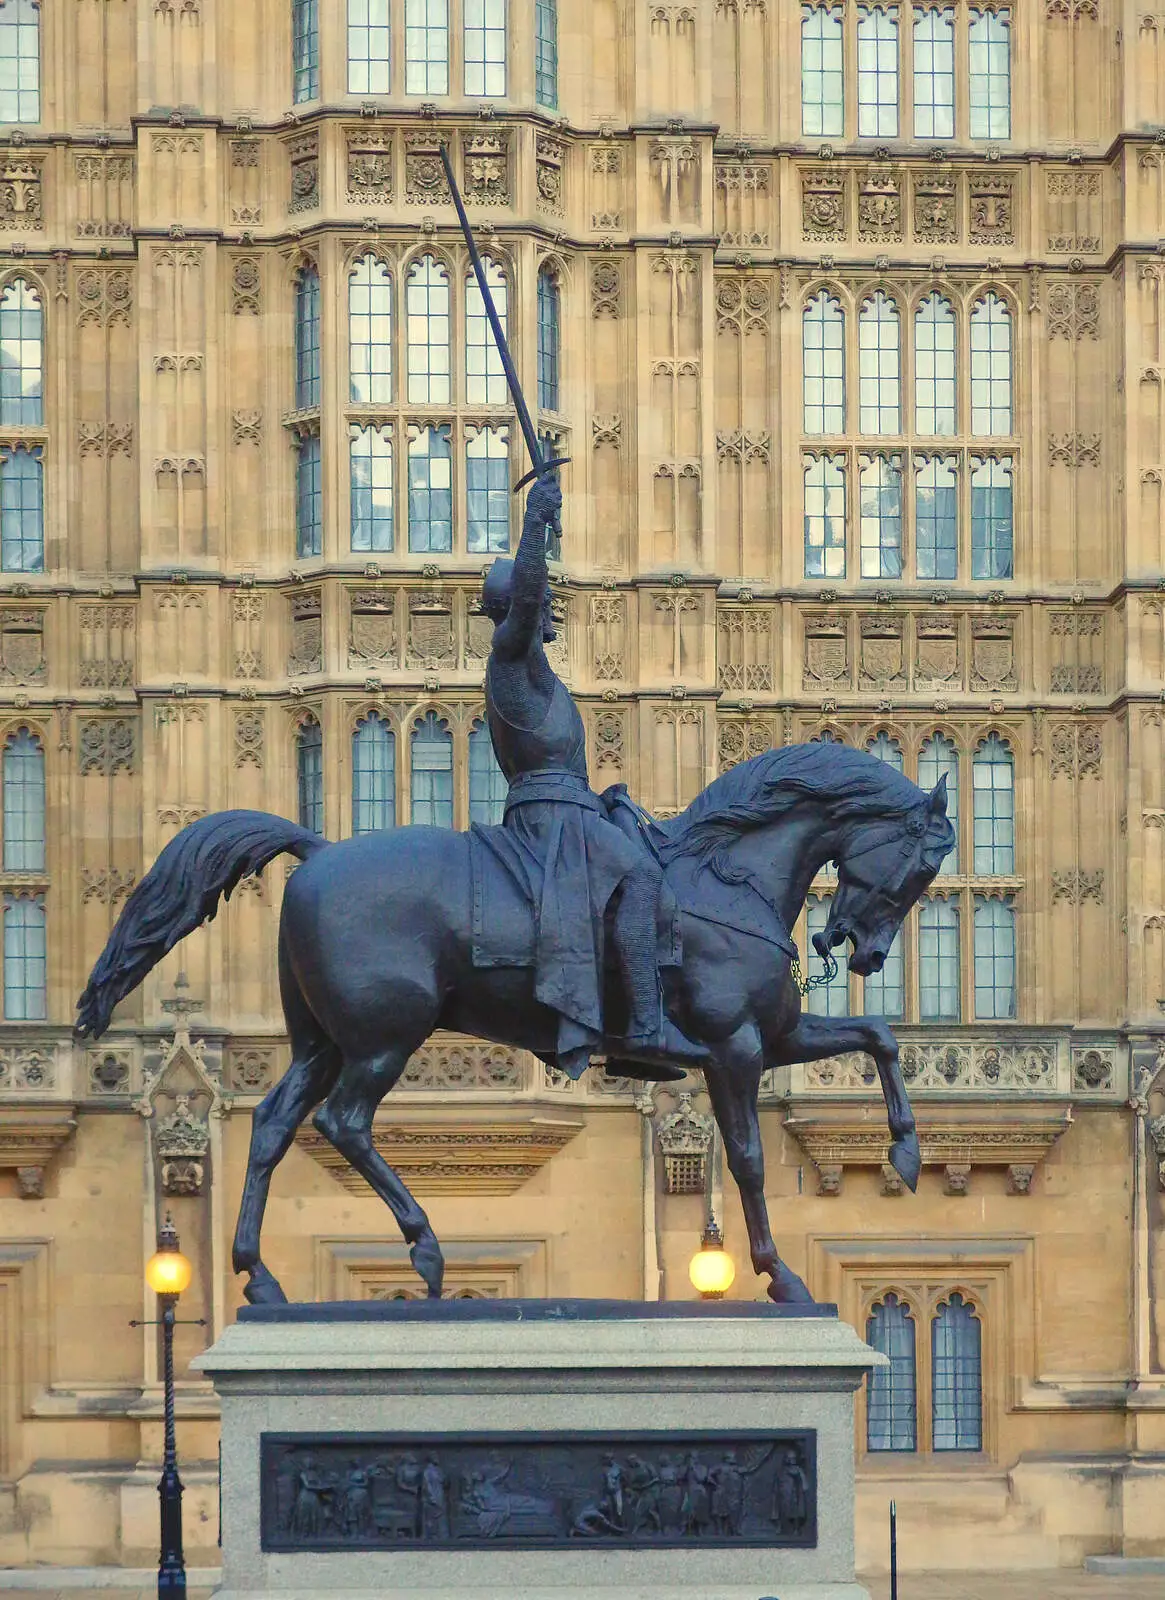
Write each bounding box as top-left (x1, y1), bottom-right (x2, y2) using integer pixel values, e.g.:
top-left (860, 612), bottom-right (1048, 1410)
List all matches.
top-left (482, 659), bottom-right (643, 1077)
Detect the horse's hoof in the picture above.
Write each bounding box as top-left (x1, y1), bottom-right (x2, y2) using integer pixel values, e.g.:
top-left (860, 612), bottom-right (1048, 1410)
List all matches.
top-left (889, 1131), bottom-right (921, 1193)
top-left (244, 1265), bottom-right (289, 1306)
top-left (766, 1262), bottom-right (816, 1305)
top-left (410, 1232), bottom-right (445, 1299)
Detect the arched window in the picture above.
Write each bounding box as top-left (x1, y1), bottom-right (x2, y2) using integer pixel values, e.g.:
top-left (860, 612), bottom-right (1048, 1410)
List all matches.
top-left (407, 423), bottom-right (452, 553)
top-left (466, 425), bottom-right (510, 554)
top-left (866, 1294), bottom-right (917, 1451)
top-left (914, 294), bottom-right (956, 436)
top-left (348, 0), bottom-right (391, 95)
top-left (350, 424), bottom-right (394, 552)
top-left (858, 293), bottom-right (899, 435)
top-left (802, 292), bottom-right (845, 435)
top-left (973, 895), bottom-right (1015, 1019)
top-left (970, 295), bottom-right (1012, 437)
top-left (3, 729), bottom-right (43, 871)
top-left (805, 894), bottom-right (849, 1017)
top-left (803, 453), bottom-right (846, 578)
top-left (295, 435), bottom-right (322, 559)
top-left (0, 0), bottom-right (41, 124)
top-left (295, 266), bottom-right (321, 409)
top-left (296, 719), bottom-right (324, 834)
top-left (349, 255), bottom-right (393, 404)
top-left (919, 897), bottom-right (960, 1020)
top-left (410, 713), bottom-right (453, 827)
top-left (464, 0), bottom-right (506, 96)
top-left (0, 280), bottom-right (42, 426)
top-left (970, 457), bottom-right (1013, 579)
top-left (292, 0), bottom-right (320, 103)
top-left (867, 732), bottom-right (904, 771)
top-left (465, 257), bottom-right (507, 406)
top-left (537, 267), bottom-right (560, 412)
top-left (856, 5), bottom-right (898, 138)
top-left (801, 5), bottom-right (844, 138)
top-left (353, 712), bottom-right (395, 834)
top-left (859, 454), bottom-right (902, 578)
top-left (405, 0), bottom-right (450, 95)
top-left (972, 735), bottom-right (1013, 874)
top-left (406, 255), bottom-right (451, 405)
top-left (969, 9), bottom-right (1010, 140)
top-left (0, 445), bottom-right (43, 572)
top-left (913, 6), bottom-right (955, 140)
top-left (4, 891), bottom-right (44, 1019)
top-left (469, 720), bottom-right (507, 826)
top-left (918, 734), bottom-right (959, 872)
top-left (534, 0), bottom-right (558, 109)
top-left (915, 456), bottom-right (957, 580)
top-left (932, 1293), bottom-right (982, 1451)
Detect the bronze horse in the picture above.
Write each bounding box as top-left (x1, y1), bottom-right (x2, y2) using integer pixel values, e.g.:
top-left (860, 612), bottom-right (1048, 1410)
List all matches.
top-left (76, 742), bottom-right (952, 1306)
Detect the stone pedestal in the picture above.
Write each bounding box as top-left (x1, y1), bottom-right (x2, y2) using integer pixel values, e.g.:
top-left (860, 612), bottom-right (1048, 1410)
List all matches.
top-left (194, 1300), bottom-right (880, 1600)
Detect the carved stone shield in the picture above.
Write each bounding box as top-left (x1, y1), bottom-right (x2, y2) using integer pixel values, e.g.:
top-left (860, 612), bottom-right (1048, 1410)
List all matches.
top-left (860, 634), bottom-right (904, 684)
top-left (916, 635), bottom-right (958, 684)
top-left (408, 612), bottom-right (455, 663)
top-left (349, 613), bottom-right (395, 664)
top-left (1, 627), bottom-right (43, 683)
top-left (804, 636), bottom-right (847, 684)
top-left (973, 635), bottom-right (1016, 689)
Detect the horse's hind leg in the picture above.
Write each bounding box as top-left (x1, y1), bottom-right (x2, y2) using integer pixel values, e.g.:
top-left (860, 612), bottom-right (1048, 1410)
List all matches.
top-left (232, 952), bottom-right (341, 1305)
top-left (313, 1049), bottom-right (445, 1298)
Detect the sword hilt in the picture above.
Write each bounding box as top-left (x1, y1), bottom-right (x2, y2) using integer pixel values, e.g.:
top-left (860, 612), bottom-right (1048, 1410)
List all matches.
top-left (515, 454), bottom-right (571, 492)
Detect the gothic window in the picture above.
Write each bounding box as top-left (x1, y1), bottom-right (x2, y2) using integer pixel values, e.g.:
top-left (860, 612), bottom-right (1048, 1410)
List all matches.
top-left (970, 295), bottom-right (1012, 437)
top-left (292, 0), bottom-right (320, 103)
top-left (0, 0), bottom-right (40, 124)
top-left (350, 425), bottom-right (395, 553)
top-left (348, 0), bottom-right (391, 94)
top-left (349, 256), bottom-right (393, 405)
top-left (466, 425), bottom-right (510, 554)
top-left (864, 928), bottom-right (904, 1019)
top-left (3, 891), bottom-right (44, 1019)
top-left (914, 457), bottom-right (958, 580)
top-left (0, 445), bottom-right (41, 572)
top-left (969, 9), bottom-right (1010, 140)
top-left (970, 457), bottom-right (1013, 578)
top-left (802, 292), bottom-right (845, 435)
top-left (295, 435), bottom-right (322, 558)
top-left (465, 257), bottom-right (507, 406)
top-left (407, 423), bottom-right (453, 553)
top-left (972, 735), bottom-right (1013, 874)
top-left (405, 0), bottom-right (449, 95)
top-left (295, 266), bottom-right (321, 409)
top-left (932, 1294), bottom-right (983, 1450)
top-left (801, 5), bottom-right (844, 137)
top-left (914, 293), bottom-right (956, 436)
top-left (296, 719), bottom-right (324, 834)
top-left (805, 894), bottom-right (849, 1017)
top-left (803, 454), bottom-right (846, 578)
top-left (973, 896), bottom-right (1015, 1019)
top-left (410, 713), bottom-right (453, 827)
top-left (858, 293), bottom-right (900, 436)
top-left (353, 712), bottom-right (395, 833)
top-left (537, 267), bottom-right (561, 413)
top-left (867, 732), bottom-right (904, 771)
top-left (406, 255), bottom-right (451, 405)
top-left (2, 729), bottom-right (43, 872)
top-left (469, 719), bottom-right (507, 825)
top-left (866, 1295), bottom-right (917, 1451)
top-left (919, 897), bottom-right (960, 1020)
top-left (859, 454), bottom-right (903, 579)
top-left (534, 0), bottom-right (558, 109)
top-left (464, 0), bottom-right (506, 96)
top-left (912, 6), bottom-right (955, 139)
top-left (918, 734), bottom-right (959, 872)
top-left (0, 280), bottom-right (42, 426)
top-left (857, 6), bottom-right (899, 138)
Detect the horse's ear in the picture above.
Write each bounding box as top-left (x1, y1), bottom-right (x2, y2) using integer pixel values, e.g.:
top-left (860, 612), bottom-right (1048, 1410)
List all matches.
top-left (929, 774), bottom-right (949, 816)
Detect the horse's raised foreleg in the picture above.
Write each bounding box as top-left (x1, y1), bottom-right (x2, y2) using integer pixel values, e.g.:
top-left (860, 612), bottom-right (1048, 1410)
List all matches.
top-left (703, 1028), bottom-right (814, 1306)
top-left (312, 1051), bottom-right (446, 1297)
top-left (770, 1012), bottom-right (920, 1192)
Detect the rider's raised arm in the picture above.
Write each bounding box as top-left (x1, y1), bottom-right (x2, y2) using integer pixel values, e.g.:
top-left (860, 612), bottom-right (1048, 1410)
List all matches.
top-left (492, 479), bottom-right (560, 660)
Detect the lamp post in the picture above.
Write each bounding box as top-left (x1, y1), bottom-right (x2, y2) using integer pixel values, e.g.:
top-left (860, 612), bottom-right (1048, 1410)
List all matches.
top-left (137, 1215), bottom-right (194, 1600)
top-left (688, 1216), bottom-right (737, 1300)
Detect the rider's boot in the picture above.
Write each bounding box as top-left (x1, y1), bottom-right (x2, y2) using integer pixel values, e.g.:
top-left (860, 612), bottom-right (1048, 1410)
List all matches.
top-left (610, 869), bottom-right (710, 1068)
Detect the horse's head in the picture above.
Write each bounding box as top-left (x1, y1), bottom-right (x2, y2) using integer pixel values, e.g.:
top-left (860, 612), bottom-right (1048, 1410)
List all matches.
top-left (816, 776), bottom-right (955, 977)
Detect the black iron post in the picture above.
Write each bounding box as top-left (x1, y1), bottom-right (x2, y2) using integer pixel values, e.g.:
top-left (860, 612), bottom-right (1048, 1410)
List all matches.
top-left (889, 1498), bottom-right (898, 1600)
top-left (156, 1288), bottom-right (187, 1598)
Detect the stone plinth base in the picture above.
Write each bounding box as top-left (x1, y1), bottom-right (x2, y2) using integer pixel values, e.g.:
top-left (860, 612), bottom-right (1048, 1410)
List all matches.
top-left (195, 1299), bottom-right (878, 1600)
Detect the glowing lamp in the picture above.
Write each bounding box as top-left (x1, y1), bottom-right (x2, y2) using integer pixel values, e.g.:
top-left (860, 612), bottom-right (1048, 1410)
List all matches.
top-left (145, 1215), bottom-right (192, 1298)
top-left (688, 1219), bottom-right (736, 1300)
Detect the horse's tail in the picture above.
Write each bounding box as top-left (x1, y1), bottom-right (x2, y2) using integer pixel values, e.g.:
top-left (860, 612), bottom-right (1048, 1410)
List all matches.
top-left (75, 809), bottom-right (329, 1040)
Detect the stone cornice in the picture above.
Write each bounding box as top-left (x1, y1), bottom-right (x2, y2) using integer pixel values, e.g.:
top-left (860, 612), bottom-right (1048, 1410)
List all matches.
top-left (0, 1104), bottom-right (78, 1196)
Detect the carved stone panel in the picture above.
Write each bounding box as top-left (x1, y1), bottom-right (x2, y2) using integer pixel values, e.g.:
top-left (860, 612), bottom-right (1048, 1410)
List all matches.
top-left (535, 134), bottom-right (565, 211)
top-left (260, 1431), bottom-right (818, 1550)
top-left (407, 588), bottom-right (455, 667)
top-left (0, 609), bottom-right (45, 686)
top-left (405, 131), bottom-right (450, 205)
top-left (912, 171), bottom-right (958, 244)
top-left (913, 614), bottom-right (960, 689)
top-left (803, 610), bottom-right (851, 690)
top-left (463, 131), bottom-right (511, 206)
top-left (0, 154), bottom-right (43, 231)
top-left (717, 607), bottom-right (773, 691)
top-left (1045, 168), bottom-right (1101, 254)
top-left (232, 590), bottom-right (264, 680)
top-left (347, 130), bottom-right (394, 205)
top-left (859, 615), bottom-right (905, 688)
top-left (857, 166), bottom-right (902, 244)
top-left (1049, 608), bottom-right (1104, 694)
top-left (348, 589), bottom-right (397, 668)
top-left (718, 716), bottom-right (776, 773)
top-left (288, 591), bottom-right (323, 676)
top-left (590, 593), bottom-right (626, 682)
top-left (970, 618), bottom-right (1018, 691)
top-left (801, 167), bottom-right (847, 242)
top-left (968, 174), bottom-right (1015, 246)
top-left (75, 153), bottom-right (133, 238)
top-left (286, 130), bottom-right (319, 215)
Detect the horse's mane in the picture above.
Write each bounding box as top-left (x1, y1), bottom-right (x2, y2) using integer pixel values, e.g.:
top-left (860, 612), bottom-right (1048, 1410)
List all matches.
top-left (657, 742), bottom-right (930, 862)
